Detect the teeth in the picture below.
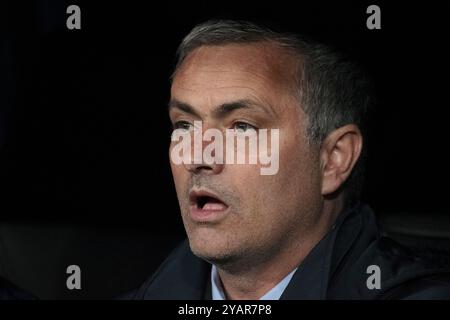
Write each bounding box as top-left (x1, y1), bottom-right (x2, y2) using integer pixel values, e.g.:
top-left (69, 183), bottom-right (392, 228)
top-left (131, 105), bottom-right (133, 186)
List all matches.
top-left (193, 195), bottom-right (227, 210)
top-left (202, 202), bottom-right (227, 211)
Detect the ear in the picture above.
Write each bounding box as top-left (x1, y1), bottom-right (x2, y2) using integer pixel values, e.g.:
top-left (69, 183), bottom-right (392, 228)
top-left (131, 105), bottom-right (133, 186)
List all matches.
top-left (320, 124), bottom-right (363, 196)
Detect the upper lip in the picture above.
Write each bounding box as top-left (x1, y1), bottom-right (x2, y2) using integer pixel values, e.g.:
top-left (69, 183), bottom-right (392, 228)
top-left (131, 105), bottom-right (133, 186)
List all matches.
top-left (189, 189), bottom-right (228, 207)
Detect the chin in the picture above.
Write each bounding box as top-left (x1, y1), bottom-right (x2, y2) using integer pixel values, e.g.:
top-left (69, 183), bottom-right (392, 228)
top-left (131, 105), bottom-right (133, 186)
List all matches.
top-left (187, 230), bottom-right (237, 265)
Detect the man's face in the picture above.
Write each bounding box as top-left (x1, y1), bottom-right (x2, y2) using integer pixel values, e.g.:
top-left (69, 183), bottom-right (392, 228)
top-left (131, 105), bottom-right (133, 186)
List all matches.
top-left (169, 43), bottom-right (323, 267)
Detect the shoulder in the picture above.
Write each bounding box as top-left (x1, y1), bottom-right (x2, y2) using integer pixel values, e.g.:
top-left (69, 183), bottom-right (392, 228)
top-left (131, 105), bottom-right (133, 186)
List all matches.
top-left (0, 277), bottom-right (36, 300)
top-left (121, 239), bottom-right (210, 300)
top-left (375, 238), bottom-right (450, 299)
top-left (328, 203), bottom-right (450, 299)
top-left (331, 235), bottom-right (450, 299)
top-left (380, 273), bottom-right (450, 299)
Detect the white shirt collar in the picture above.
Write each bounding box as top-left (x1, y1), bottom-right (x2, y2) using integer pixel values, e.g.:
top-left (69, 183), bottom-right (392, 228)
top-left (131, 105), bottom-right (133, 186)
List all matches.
top-left (211, 264), bottom-right (297, 300)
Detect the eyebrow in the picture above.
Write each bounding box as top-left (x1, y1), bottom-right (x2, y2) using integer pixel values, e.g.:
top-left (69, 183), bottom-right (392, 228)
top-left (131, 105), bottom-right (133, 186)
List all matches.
top-left (168, 98), bottom-right (275, 119)
top-left (168, 99), bottom-right (202, 118)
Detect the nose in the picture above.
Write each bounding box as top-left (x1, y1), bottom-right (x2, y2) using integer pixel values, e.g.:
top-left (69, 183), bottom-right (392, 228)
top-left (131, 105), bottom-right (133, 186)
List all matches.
top-left (184, 157), bottom-right (224, 175)
top-left (185, 163), bottom-right (224, 175)
top-left (183, 133), bottom-right (225, 175)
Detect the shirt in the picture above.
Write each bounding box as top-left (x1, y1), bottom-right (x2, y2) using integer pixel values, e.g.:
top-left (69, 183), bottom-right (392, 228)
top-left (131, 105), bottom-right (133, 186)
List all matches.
top-left (129, 202), bottom-right (450, 300)
top-left (211, 264), bottom-right (298, 300)
top-left (210, 217), bottom-right (340, 300)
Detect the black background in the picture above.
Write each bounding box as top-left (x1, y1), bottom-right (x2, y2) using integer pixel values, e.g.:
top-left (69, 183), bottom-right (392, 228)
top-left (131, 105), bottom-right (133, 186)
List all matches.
top-left (0, 0), bottom-right (449, 299)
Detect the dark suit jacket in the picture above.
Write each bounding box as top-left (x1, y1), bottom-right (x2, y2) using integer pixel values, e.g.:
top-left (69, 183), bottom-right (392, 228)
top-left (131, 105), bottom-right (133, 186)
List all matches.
top-left (129, 203), bottom-right (450, 299)
top-left (0, 277), bottom-right (35, 300)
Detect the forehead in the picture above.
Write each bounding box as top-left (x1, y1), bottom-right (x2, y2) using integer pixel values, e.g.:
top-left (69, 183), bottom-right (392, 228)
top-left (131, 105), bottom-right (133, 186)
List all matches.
top-left (171, 43), bottom-right (299, 105)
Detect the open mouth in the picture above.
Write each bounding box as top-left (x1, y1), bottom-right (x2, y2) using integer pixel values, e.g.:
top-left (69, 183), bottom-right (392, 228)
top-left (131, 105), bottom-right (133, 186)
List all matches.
top-left (189, 190), bottom-right (229, 218)
top-left (196, 195), bottom-right (227, 211)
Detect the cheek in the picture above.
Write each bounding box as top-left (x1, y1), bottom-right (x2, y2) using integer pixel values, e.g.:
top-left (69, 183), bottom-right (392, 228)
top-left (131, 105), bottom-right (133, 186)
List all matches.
top-left (170, 164), bottom-right (188, 197)
top-left (258, 133), bottom-right (319, 211)
top-left (279, 122), bottom-right (318, 177)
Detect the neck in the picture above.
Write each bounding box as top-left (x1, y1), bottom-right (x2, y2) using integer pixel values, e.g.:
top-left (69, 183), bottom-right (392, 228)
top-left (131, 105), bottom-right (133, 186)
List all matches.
top-left (216, 199), bottom-right (343, 300)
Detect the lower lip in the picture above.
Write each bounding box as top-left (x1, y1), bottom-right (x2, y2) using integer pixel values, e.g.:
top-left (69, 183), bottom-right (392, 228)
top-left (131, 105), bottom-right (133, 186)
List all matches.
top-left (189, 204), bottom-right (229, 222)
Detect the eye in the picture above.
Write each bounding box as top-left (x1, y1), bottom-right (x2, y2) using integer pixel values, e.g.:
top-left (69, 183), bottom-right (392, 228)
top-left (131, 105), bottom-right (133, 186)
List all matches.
top-left (173, 120), bottom-right (193, 131)
top-left (233, 122), bottom-right (257, 132)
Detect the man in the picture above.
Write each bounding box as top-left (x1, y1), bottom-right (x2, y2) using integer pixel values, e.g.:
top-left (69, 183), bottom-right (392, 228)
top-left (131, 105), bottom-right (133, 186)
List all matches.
top-left (130, 20), bottom-right (450, 299)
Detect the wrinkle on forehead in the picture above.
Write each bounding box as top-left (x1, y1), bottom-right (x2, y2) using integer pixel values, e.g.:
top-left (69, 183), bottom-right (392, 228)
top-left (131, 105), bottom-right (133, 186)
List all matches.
top-left (174, 42), bottom-right (299, 94)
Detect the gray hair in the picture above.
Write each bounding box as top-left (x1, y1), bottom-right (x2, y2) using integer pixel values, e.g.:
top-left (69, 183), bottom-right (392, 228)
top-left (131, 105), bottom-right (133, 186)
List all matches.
top-left (172, 20), bottom-right (373, 206)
